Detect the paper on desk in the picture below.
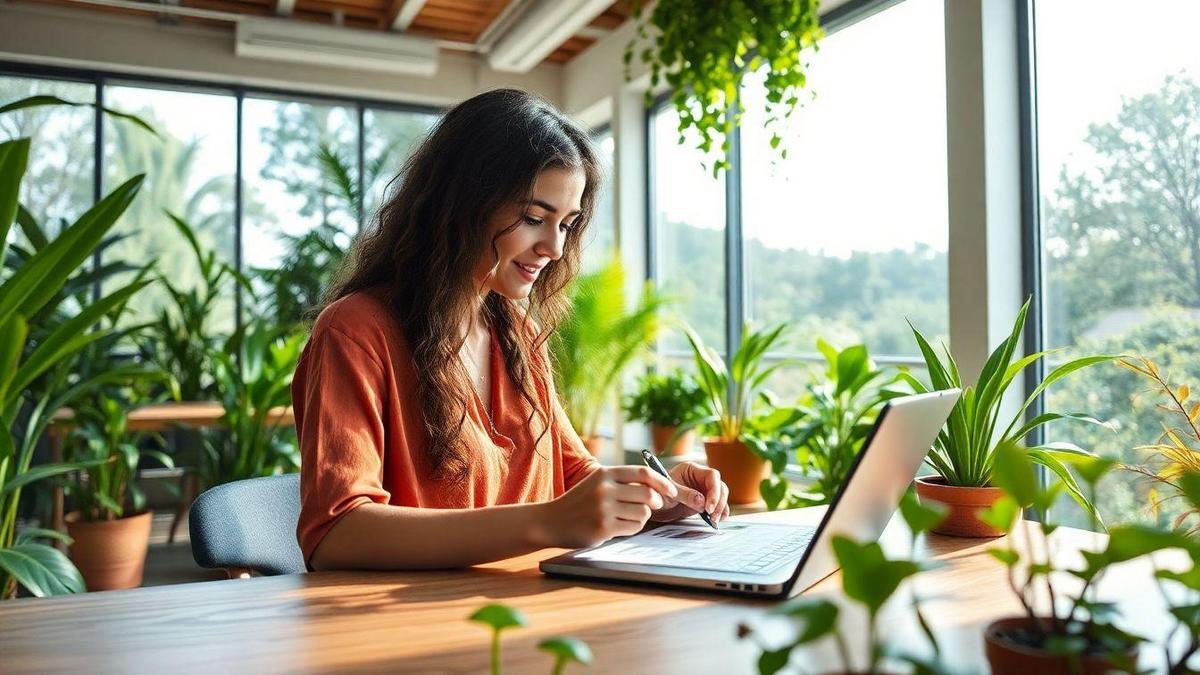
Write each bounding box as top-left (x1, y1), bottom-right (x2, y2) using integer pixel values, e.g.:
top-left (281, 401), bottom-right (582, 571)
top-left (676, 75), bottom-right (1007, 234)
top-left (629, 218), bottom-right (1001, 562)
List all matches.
top-left (573, 522), bottom-right (757, 566)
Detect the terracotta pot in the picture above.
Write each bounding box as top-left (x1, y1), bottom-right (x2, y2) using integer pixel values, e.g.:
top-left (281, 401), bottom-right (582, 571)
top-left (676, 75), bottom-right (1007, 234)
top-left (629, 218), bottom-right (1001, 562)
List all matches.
top-left (581, 435), bottom-right (604, 457)
top-left (703, 438), bottom-right (768, 505)
top-left (985, 616), bottom-right (1139, 675)
top-left (913, 475), bottom-right (1005, 537)
top-left (65, 510), bottom-right (152, 591)
top-left (649, 425), bottom-right (695, 457)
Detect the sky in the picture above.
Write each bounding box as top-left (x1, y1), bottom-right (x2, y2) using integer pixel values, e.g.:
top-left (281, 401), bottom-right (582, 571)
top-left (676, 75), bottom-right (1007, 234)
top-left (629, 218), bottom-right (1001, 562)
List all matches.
top-left (77, 0), bottom-right (1200, 263)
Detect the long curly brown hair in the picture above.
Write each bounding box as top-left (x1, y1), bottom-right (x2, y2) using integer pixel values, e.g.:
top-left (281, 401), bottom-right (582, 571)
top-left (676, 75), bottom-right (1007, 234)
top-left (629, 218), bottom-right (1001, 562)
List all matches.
top-left (321, 88), bottom-right (601, 480)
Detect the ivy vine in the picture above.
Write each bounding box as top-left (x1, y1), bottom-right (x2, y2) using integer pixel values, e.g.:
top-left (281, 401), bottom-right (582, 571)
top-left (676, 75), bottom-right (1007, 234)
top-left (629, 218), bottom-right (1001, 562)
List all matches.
top-left (625, 0), bottom-right (824, 176)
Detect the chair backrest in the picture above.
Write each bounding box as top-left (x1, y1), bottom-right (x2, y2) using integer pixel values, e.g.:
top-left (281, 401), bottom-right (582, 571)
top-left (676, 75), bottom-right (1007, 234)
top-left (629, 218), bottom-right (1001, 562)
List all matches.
top-left (189, 473), bottom-right (306, 576)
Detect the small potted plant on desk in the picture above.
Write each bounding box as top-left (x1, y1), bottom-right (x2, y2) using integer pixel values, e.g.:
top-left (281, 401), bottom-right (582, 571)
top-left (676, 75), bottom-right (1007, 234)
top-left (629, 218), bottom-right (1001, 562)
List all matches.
top-left (981, 443), bottom-right (1200, 674)
top-left (907, 300), bottom-right (1112, 536)
top-left (624, 369), bottom-right (707, 457)
top-left (63, 393), bottom-right (174, 590)
top-left (674, 323), bottom-right (802, 505)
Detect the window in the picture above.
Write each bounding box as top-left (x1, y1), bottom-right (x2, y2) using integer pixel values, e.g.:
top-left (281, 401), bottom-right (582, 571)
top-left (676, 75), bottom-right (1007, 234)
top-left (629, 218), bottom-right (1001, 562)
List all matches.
top-left (583, 127), bottom-right (616, 272)
top-left (650, 104), bottom-right (727, 356)
top-left (363, 107), bottom-right (439, 223)
top-left (242, 96), bottom-right (359, 325)
top-left (740, 0), bottom-right (948, 360)
top-left (103, 84), bottom-right (237, 333)
top-left (1033, 0), bottom-right (1200, 528)
top-left (0, 76), bottom-right (95, 244)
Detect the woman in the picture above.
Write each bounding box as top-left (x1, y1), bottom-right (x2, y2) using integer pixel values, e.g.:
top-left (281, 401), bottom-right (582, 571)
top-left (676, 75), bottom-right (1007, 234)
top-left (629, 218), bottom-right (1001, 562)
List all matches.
top-left (295, 88), bottom-right (730, 571)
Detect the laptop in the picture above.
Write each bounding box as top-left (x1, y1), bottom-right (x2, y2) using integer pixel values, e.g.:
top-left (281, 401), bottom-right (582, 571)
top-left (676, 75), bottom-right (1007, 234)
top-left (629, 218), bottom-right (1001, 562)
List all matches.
top-left (540, 389), bottom-right (961, 599)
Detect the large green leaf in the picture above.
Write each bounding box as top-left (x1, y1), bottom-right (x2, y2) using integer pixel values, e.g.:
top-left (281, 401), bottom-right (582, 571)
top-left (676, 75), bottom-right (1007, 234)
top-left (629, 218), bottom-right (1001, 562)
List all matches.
top-left (0, 175), bottom-right (144, 327)
top-left (7, 279), bottom-right (153, 399)
top-left (0, 138), bottom-right (31, 257)
top-left (0, 315), bottom-right (27, 408)
top-left (0, 459), bottom-right (107, 497)
top-left (0, 94), bottom-right (159, 137)
top-left (0, 542), bottom-right (86, 596)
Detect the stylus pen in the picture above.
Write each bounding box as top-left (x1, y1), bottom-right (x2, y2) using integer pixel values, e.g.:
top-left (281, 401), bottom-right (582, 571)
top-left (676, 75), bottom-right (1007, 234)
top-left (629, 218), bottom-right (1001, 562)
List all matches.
top-left (640, 449), bottom-right (718, 530)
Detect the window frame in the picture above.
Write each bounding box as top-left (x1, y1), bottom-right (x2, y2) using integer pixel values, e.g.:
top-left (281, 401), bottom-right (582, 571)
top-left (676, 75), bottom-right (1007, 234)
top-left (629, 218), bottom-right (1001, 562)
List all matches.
top-left (0, 59), bottom-right (442, 334)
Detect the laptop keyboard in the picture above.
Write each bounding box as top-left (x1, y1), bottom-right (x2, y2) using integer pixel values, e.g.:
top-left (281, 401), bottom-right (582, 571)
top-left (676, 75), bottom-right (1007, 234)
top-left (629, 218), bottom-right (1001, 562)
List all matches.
top-left (705, 528), bottom-right (816, 574)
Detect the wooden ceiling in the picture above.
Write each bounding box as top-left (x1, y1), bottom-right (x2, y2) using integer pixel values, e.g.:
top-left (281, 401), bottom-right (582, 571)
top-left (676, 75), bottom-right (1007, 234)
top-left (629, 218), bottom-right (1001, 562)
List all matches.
top-left (15, 0), bottom-right (633, 66)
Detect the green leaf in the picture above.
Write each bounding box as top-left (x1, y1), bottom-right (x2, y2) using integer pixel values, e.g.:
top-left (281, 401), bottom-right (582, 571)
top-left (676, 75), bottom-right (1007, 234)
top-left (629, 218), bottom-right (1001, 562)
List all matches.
top-left (899, 490), bottom-right (948, 535)
top-left (769, 597), bottom-right (839, 644)
top-left (1178, 471), bottom-right (1200, 512)
top-left (987, 547), bottom-right (1020, 567)
top-left (0, 314), bottom-right (28, 407)
top-left (1104, 525), bottom-right (1194, 565)
top-left (0, 459), bottom-right (107, 496)
top-left (468, 603), bottom-right (529, 630)
top-left (0, 94), bottom-right (160, 137)
top-left (757, 647), bottom-right (791, 675)
top-left (537, 636), bottom-right (593, 665)
top-left (979, 495), bottom-right (1021, 533)
top-left (15, 527), bottom-right (73, 546)
top-left (990, 442), bottom-right (1038, 507)
top-left (832, 536), bottom-right (931, 616)
top-left (0, 542), bottom-right (86, 596)
top-left (0, 138), bottom-right (31, 254)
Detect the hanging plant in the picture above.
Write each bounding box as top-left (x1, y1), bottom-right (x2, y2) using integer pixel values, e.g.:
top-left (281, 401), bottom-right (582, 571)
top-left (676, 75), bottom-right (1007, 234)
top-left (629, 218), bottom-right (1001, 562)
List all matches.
top-left (625, 0), bottom-right (824, 176)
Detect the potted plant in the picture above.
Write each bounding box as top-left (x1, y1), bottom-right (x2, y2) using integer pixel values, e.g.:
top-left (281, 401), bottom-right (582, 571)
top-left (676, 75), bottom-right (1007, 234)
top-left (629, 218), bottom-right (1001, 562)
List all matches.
top-left (907, 300), bottom-right (1113, 536)
top-left (0, 95), bottom-right (157, 599)
top-left (1116, 356), bottom-right (1200, 535)
top-left (980, 443), bottom-right (1200, 674)
top-left (623, 369), bottom-right (707, 457)
top-left (550, 258), bottom-right (668, 456)
top-left (624, 0), bottom-right (823, 176)
top-left (200, 323), bottom-right (306, 487)
top-left (738, 492), bottom-right (952, 674)
top-left (674, 323), bottom-right (802, 504)
top-left (767, 339), bottom-right (910, 510)
top-left (61, 394), bottom-right (173, 590)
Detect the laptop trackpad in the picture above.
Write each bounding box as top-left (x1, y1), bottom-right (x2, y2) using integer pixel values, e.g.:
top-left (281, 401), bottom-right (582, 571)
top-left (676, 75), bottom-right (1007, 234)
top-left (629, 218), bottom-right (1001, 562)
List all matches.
top-left (570, 522), bottom-right (815, 575)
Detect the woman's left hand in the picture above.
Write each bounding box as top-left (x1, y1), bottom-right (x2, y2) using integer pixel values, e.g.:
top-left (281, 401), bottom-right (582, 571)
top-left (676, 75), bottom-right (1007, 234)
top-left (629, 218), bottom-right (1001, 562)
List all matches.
top-left (650, 461), bottom-right (731, 524)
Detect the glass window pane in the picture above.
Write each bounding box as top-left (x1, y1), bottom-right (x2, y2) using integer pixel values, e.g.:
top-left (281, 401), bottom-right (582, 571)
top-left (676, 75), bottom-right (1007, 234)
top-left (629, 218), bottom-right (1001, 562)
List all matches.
top-left (652, 105), bottom-right (726, 354)
top-left (1036, 0), bottom-right (1200, 530)
top-left (0, 76), bottom-right (95, 244)
top-left (363, 107), bottom-right (439, 223)
top-left (103, 84), bottom-right (237, 334)
top-left (741, 0), bottom-right (948, 358)
top-left (583, 128), bottom-right (616, 272)
top-left (242, 97), bottom-right (358, 326)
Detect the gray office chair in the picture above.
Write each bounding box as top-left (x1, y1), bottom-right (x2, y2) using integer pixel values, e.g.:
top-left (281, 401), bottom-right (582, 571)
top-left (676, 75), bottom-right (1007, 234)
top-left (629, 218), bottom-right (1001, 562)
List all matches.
top-left (189, 473), bottom-right (306, 577)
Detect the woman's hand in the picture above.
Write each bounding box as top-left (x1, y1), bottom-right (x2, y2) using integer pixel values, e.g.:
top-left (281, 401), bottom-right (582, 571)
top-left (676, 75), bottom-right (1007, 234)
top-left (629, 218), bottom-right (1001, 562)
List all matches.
top-left (650, 461), bottom-right (730, 525)
top-left (538, 466), bottom-right (679, 549)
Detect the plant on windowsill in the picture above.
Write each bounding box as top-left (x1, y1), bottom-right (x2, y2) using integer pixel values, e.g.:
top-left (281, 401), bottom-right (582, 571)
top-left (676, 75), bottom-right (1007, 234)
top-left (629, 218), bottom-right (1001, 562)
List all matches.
top-left (624, 0), bottom-right (823, 177)
top-left (550, 257), bottom-right (668, 457)
top-left (469, 603), bottom-right (593, 675)
top-left (673, 323), bottom-right (804, 505)
top-left (1116, 356), bottom-right (1200, 536)
top-left (979, 443), bottom-right (1200, 674)
top-left (762, 339), bottom-right (911, 510)
top-left (62, 392), bottom-right (173, 591)
top-left (0, 95), bottom-right (156, 600)
top-left (623, 369), bottom-right (707, 457)
top-left (738, 492), bottom-right (953, 674)
top-left (906, 299), bottom-right (1114, 537)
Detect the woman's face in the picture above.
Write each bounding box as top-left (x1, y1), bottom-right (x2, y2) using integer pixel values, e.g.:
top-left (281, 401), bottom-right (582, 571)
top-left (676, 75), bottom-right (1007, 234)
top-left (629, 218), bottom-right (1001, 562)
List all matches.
top-left (476, 166), bottom-right (586, 300)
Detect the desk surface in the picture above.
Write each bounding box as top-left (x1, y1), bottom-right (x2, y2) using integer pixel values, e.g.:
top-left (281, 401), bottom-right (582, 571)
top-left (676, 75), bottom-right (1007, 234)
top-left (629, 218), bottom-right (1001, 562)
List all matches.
top-left (49, 401), bottom-right (295, 431)
top-left (0, 508), bottom-right (1176, 674)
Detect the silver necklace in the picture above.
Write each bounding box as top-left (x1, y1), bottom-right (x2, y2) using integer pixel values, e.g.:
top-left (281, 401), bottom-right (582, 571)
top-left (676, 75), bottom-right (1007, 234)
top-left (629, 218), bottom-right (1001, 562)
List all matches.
top-left (461, 340), bottom-right (496, 430)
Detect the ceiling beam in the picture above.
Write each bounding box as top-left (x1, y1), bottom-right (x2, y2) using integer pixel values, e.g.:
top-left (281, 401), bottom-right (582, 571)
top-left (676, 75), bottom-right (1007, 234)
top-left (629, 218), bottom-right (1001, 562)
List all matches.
top-left (386, 0), bottom-right (427, 31)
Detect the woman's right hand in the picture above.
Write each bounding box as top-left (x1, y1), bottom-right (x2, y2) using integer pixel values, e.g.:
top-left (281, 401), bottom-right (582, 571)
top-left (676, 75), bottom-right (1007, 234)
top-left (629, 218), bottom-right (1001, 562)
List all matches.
top-left (536, 466), bottom-right (679, 549)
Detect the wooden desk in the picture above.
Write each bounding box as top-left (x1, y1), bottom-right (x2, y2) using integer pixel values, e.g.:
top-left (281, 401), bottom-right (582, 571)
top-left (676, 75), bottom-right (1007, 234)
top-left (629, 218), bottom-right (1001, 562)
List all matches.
top-left (47, 402), bottom-right (296, 540)
top-left (0, 508), bottom-right (1182, 674)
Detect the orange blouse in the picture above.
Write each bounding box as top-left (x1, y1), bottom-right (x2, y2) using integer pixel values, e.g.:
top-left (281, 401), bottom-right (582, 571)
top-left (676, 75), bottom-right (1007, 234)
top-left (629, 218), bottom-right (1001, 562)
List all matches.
top-left (292, 288), bottom-right (599, 566)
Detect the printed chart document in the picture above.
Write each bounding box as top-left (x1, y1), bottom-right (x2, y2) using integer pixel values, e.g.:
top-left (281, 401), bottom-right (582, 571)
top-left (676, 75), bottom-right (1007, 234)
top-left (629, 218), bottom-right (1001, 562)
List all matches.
top-left (572, 521), bottom-right (811, 573)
